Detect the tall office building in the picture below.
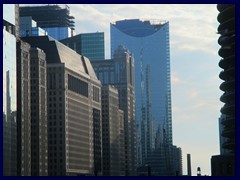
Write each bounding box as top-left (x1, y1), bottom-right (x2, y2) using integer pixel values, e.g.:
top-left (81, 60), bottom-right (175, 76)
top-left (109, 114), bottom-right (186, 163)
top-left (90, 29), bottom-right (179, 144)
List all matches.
top-left (61, 32), bottom-right (105, 61)
top-left (3, 4), bottom-right (19, 176)
top-left (111, 19), bottom-right (173, 175)
top-left (101, 85), bottom-right (125, 176)
top-left (20, 4), bottom-right (75, 40)
top-left (17, 40), bottom-right (32, 176)
top-left (211, 4), bottom-right (235, 176)
top-left (172, 146), bottom-right (182, 176)
top-left (30, 48), bottom-right (48, 175)
top-left (187, 154), bottom-right (192, 176)
top-left (92, 45), bottom-right (136, 175)
top-left (22, 36), bottom-right (102, 176)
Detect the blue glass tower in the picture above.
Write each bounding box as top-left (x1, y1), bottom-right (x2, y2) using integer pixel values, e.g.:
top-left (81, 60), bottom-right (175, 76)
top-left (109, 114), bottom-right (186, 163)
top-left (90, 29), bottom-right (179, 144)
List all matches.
top-left (111, 19), bottom-right (173, 174)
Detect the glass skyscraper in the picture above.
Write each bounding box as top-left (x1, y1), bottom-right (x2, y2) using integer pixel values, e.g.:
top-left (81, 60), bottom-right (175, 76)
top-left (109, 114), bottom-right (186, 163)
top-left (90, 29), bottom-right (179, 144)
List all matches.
top-left (19, 5), bottom-right (75, 40)
top-left (61, 32), bottom-right (105, 61)
top-left (111, 19), bottom-right (173, 174)
top-left (3, 4), bottom-right (18, 176)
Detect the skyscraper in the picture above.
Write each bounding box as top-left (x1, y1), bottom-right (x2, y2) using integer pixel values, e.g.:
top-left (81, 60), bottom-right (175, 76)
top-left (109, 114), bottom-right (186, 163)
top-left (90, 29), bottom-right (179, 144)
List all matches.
top-left (172, 146), bottom-right (182, 176)
top-left (111, 19), bottom-right (172, 174)
top-left (61, 32), bottom-right (105, 61)
top-left (187, 154), bottom-right (192, 176)
top-left (3, 4), bottom-right (19, 176)
top-left (22, 36), bottom-right (102, 176)
top-left (30, 48), bottom-right (48, 176)
top-left (101, 85), bottom-right (125, 176)
top-left (211, 4), bottom-right (235, 176)
top-left (20, 5), bottom-right (75, 40)
top-left (92, 45), bottom-right (136, 175)
top-left (17, 40), bottom-right (32, 176)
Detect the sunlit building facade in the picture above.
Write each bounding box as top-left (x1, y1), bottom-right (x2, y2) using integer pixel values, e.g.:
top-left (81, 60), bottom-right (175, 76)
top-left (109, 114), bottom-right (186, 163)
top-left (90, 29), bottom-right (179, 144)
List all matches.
top-left (22, 36), bottom-right (102, 176)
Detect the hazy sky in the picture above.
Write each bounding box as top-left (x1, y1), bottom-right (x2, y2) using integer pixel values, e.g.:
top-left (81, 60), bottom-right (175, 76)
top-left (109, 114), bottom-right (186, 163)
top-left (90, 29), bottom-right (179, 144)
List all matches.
top-left (67, 4), bottom-right (222, 176)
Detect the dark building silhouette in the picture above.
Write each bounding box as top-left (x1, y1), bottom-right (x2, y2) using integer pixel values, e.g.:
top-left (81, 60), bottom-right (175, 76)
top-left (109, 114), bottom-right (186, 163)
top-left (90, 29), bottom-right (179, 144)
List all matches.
top-left (187, 154), bottom-right (192, 176)
top-left (211, 4), bottom-right (235, 176)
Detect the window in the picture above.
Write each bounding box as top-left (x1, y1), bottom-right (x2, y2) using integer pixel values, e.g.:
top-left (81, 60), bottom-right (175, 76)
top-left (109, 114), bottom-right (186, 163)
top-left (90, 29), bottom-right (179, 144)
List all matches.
top-left (68, 74), bottom-right (88, 97)
top-left (93, 86), bottom-right (100, 102)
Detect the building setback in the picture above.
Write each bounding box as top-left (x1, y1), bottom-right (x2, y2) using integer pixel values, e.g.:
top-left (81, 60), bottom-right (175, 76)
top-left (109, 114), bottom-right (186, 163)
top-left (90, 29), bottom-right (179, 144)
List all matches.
top-left (20, 5), bottom-right (75, 40)
top-left (3, 4), bottom-right (19, 176)
top-left (211, 4), bottom-right (235, 176)
top-left (30, 48), bottom-right (48, 175)
top-left (17, 40), bottom-right (31, 176)
top-left (92, 45), bottom-right (136, 175)
top-left (101, 85), bottom-right (125, 176)
top-left (61, 32), bottom-right (105, 61)
top-left (22, 36), bottom-right (102, 176)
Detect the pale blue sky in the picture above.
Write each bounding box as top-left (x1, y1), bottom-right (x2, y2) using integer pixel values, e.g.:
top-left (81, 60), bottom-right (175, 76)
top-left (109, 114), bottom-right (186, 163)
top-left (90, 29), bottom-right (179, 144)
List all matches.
top-left (68, 4), bottom-right (222, 176)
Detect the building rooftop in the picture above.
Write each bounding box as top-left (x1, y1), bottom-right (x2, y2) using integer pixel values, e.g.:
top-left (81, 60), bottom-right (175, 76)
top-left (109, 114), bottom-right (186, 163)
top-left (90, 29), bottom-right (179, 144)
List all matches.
top-left (111, 19), bottom-right (168, 37)
top-left (20, 4), bottom-right (75, 30)
top-left (22, 36), bottom-right (98, 80)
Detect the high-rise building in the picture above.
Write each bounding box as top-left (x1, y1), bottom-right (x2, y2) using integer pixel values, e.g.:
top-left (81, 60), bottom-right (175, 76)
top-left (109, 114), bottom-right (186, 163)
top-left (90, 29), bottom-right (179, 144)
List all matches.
top-left (101, 85), bottom-right (125, 176)
top-left (20, 16), bottom-right (47, 37)
top-left (111, 19), bottom-right (172, 175)
top-left (92, 45), bottom-right (136, 175)
top-left (20, 5), bottom-right (75, 40)
top-left (172, 146), bottom-right (183, 176)
top-left (22, 36), bottom-right (102, 176)
top-left (30, 48), bottom-right (48, 175)
top-left (61, 32), bottom-right (105, 61)
top-left (187, 154), bottom-right (192, 176)
top-left (17, 40), bottom-right (32, 176)
top-left (3, 4), bottom-right (19, 176)
top-left (211, 4), bottom-right (235, 176)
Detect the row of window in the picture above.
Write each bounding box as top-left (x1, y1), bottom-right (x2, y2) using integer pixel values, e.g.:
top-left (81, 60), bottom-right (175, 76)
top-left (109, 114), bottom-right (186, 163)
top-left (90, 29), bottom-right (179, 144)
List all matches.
top-left (68, 74), bottom-right (88, 97)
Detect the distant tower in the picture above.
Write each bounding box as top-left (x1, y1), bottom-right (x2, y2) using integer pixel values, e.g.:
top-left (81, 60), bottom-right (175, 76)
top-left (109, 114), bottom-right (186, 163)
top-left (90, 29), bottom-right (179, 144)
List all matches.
top-left (187, 154), bottom-right (192, 176)
top-left (197, 167), bottom-right (201, 176)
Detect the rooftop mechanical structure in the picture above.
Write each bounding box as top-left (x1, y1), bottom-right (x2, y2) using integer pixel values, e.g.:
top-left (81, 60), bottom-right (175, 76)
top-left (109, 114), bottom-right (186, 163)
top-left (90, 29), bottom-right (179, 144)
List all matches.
top-left (20, 5), bottom-right (75, 30)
